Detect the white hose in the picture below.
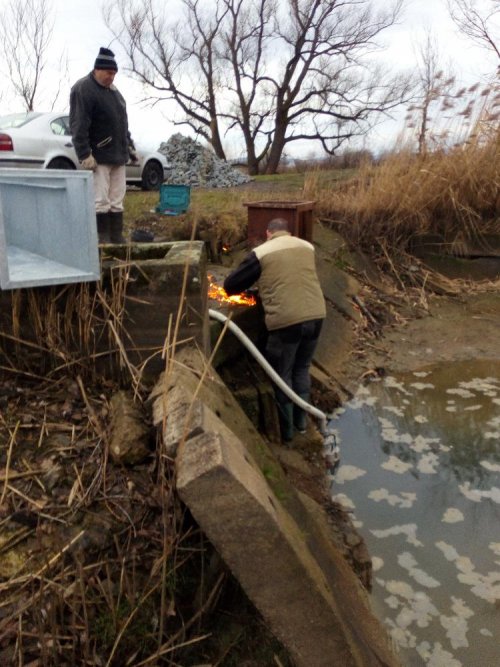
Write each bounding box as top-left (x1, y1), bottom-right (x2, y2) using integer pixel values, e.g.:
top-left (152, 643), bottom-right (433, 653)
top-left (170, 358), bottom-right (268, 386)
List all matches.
top-left (208, 308), bottom-right (340, 471)
top-left (209, 308), bottom-right (328, 430)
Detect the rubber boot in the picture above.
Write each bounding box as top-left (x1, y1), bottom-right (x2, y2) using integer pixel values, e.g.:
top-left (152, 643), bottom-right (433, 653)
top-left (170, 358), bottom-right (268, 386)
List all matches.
top-left (277, 401), bottom-right (294, 444)
top-left (109, 211), bottom-right (125, 244)
top-left (96, 212), bottom-right (111, 244)
top-left (294, 393), bottom-right (310, 434)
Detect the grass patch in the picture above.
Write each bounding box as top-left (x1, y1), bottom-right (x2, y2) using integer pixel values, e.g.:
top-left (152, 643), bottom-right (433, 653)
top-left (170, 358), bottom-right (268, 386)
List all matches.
top-left (125, 121), bottom-right (498, 267)
top-left (123, 168), bottom-right (355, 247)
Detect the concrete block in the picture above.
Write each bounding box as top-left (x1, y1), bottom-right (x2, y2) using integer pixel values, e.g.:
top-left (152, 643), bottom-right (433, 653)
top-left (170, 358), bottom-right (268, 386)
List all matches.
top-left (152, 377), bottom-right (236, 457)
top-left (163, 396), bottom-right (205, 456)
top-left (102, 240), bottom-right (209, 378)
top-left (151, 382), bottom-right (190, 429)
top-left (177, 429), bottom-right (358, 667)
top-left (151, 348), bottom-right (399, 666)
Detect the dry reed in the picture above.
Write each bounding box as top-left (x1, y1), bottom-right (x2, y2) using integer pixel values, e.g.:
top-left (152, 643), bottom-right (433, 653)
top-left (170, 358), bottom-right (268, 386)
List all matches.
top-left (305, 86), bottom-right (500, 256)
top-left (0, 244), bottom-right (224, 665)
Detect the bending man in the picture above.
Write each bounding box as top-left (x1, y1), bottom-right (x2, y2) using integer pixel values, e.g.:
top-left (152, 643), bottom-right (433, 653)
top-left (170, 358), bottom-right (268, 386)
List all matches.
top-left (70, 46), bottom-right (138, 244)
top-left (224, 218), bottom-right (326, 443)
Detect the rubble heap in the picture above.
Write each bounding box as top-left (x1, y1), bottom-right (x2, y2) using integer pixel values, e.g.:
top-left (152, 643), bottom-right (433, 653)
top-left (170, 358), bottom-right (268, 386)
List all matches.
top-left (158, 133), bottom-right (251, 188)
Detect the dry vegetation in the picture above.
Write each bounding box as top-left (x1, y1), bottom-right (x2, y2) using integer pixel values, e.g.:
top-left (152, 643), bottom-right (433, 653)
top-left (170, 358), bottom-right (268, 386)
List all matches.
top-left (0, 266), bottom-right (290, 666)
top-left (305, 130), bottom-right (500, 252)
top-left (1, 84), bottom-right (499, 665)
top-left (305, 101), bottom-right (500, 255)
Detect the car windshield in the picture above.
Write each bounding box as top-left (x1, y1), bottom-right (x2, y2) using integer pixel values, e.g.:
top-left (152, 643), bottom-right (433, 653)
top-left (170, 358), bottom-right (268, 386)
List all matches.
top-left (0, 112), bottom-right (42, 130)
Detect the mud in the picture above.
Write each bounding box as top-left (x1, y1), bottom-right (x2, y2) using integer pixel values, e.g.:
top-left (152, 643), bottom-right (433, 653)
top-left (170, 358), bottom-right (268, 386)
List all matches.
top-left (360, 289), bottom-right (500, 378)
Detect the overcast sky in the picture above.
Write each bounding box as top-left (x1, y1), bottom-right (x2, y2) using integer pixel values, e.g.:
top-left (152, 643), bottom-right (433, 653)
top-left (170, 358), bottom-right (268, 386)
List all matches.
top-left (1, 0), bottom-right (498, 155)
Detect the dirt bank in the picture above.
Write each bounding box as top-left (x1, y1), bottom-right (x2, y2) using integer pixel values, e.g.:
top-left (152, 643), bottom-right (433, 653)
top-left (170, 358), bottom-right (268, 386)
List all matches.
top-left (350, 286), bottom-right (500, 381)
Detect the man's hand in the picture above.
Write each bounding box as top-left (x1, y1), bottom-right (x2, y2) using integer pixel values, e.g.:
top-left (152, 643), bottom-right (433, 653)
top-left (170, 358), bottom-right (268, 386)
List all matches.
top-left (80, 154), bottom-right (97, 171)
top-left (128, 148), bottom-right (139, 164)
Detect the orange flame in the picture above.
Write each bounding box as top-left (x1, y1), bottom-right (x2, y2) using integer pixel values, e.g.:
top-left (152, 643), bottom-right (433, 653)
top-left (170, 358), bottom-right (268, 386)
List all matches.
top-left (208, 274), bottom-right (256, 306)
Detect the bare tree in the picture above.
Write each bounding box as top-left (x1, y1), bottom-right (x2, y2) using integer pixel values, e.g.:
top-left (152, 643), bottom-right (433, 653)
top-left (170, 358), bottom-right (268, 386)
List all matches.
top-left (410, 33), bottom-right (456, 154)
top-left (0, 0), bottom-right (55, 111)
top-left (447, 0), bottom-right (500, 61)
top-left (105, 0), bottom-right (229, 159)
top-left (106, 0), bottom-right (412, 174)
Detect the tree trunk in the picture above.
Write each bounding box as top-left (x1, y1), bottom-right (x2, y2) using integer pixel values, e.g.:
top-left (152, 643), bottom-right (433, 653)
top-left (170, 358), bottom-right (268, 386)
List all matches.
top-left (210, 119), bottom-right (226, 161)
top-left (265, 120), bottom-right (287, 174)
top-left (247, 157), bottom-right (260, 176)
top-left (244, 133), bottom-right (261, 175)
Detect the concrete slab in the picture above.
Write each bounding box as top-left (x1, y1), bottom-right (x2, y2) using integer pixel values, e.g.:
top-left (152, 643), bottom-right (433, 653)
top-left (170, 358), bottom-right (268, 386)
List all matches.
top-left (176, 429), bottom-right (359, 667)
top-left (159, 349), bottom-right (400, 666)
top-left (315, 302), bottom-right (357, 382)
top-left (103, 240), bottom-right (209, 377)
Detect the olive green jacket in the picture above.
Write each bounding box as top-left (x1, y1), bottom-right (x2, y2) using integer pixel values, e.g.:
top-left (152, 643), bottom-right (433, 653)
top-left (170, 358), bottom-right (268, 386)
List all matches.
top-left (254, 231), bottom-right (326, 330)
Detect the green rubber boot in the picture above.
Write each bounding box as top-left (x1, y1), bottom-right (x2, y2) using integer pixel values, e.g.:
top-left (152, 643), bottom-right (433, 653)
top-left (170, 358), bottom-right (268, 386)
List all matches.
top-left (96, 212), bottom-right (111, 244)
top-left (109, 211), bottom-right (125, 244)
top-left (294, 393), bottom-right (310, 433)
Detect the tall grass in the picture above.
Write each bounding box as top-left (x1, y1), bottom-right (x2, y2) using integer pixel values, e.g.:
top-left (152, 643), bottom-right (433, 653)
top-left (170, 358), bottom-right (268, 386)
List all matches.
top-left (305, 93), bottom-right (500, 255)
top-left (0, 263), bottom-right (136, 387)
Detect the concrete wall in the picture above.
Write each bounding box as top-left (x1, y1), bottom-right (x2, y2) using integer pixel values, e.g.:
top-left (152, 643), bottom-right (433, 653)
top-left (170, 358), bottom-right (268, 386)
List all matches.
top-left (0, 240), bottom-right (209, 380)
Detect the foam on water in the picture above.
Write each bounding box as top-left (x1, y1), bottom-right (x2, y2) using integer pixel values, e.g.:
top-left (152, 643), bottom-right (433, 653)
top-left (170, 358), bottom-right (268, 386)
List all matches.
top-left (331, 360), bottom-right (500, 666)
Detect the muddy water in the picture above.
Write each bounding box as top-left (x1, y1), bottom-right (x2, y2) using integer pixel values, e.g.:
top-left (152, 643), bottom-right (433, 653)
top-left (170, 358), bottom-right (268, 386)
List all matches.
top-left (330, 360), bottom-right (500, 667)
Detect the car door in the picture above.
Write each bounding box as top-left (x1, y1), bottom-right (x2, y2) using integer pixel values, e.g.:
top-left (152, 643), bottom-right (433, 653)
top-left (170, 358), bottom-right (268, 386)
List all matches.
top-left (43, 116), bottom-right (79, 166)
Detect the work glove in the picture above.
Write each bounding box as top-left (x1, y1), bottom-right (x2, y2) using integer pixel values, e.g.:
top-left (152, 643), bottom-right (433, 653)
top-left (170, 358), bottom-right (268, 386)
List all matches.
top-left (80, 154), bottom-right (97, 171)
top-left (128, 147), bottom-right (139, 164)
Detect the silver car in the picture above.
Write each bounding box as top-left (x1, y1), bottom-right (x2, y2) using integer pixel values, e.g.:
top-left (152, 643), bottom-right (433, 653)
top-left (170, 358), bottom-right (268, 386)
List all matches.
top-left (0, 111), bottom-right (169, 190)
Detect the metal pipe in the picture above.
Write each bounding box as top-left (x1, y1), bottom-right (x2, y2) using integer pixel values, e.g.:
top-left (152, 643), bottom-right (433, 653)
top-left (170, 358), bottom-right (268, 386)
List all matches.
top-left (208, 308), bottom-right (340, 471)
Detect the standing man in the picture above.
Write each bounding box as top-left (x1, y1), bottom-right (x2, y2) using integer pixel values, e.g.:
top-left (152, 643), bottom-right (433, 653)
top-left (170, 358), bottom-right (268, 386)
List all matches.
top-left (224, 218), bottom-right (326, 443)
top-left (70, 46), bottom-right (138, 244)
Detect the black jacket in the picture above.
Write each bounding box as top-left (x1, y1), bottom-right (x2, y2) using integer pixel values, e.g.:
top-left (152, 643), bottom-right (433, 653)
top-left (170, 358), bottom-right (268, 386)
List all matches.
top-left (69, 72), bottom-right (133, 165)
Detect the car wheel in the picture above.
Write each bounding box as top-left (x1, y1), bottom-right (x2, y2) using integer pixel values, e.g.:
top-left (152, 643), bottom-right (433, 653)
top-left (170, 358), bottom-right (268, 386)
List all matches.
top-left (141, 160), bottom-right (164, 190)
top-left (47, 157), bottom-right (76, 170)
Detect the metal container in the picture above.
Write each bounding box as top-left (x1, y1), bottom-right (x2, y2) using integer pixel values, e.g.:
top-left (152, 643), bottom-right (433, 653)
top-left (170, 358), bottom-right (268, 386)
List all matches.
top-left (243, 200), bottom-right (315, 247)
top-left (0, 169), bottom-right (99, 289)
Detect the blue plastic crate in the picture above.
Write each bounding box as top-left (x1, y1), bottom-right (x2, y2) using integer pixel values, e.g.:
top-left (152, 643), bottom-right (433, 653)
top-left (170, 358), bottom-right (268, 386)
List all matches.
top-left (155, 184), bottom-right (191, 215)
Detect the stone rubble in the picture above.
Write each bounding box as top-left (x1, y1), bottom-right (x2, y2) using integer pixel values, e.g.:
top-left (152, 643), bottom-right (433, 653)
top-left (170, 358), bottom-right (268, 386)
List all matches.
top-left (158, 133), bottom-right (251, 188)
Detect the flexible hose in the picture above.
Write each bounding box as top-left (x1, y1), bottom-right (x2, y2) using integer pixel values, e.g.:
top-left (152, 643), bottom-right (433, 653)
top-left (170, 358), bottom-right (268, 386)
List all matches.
top-left (208, 308), bottom-right (340, 471)
top-left (208, 308), bottom-right (328, 430)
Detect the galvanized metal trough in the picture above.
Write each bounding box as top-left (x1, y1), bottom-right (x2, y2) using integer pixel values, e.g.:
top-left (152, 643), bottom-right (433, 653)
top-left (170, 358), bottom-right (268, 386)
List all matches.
top-left (0, 168), bottom-right (99, 290)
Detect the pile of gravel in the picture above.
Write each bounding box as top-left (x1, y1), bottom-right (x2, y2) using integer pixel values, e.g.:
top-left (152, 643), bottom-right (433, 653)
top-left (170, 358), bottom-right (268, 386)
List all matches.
top-left (158, 133), bottom-right (251, 188)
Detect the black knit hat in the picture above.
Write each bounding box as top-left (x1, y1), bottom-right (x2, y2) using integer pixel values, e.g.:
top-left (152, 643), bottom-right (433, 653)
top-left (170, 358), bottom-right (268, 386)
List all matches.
top-left (94, 47), bottom-right (118, 71)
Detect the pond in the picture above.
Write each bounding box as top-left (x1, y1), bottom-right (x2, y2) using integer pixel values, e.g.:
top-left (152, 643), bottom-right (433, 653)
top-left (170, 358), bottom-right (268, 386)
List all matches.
top-left (330, 360), bottom-right (500, 667)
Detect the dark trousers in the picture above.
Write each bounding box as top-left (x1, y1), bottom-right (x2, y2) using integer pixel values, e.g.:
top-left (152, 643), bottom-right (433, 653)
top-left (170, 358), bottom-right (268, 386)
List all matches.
top-left (265, 318), bottom-right (323, 440)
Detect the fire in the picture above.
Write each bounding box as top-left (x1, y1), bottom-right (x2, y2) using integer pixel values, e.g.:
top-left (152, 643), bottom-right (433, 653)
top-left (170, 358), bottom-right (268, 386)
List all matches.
top-left (207, 274), bottom-right (256, 306)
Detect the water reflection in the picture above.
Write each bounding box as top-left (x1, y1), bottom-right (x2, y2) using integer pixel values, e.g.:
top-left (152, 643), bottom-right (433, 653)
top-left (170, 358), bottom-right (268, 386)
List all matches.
top-left (331, 360), bottom-right (500, 667)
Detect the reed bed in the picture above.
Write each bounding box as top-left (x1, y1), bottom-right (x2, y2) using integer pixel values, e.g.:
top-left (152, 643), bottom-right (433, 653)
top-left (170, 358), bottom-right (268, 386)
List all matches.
top-left (0, 250), bottom-right (215, 665)
top-left (305, 90), bottom-right (500, 256)
top-left (0, 242), bottom-right (286, 665)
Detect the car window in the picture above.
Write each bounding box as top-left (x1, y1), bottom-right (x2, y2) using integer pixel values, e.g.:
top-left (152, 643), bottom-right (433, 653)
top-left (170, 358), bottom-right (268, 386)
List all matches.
top-left (51, 117), bottom-right (71, 136)
top-left (0, 112), bottom-right (41, 130)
